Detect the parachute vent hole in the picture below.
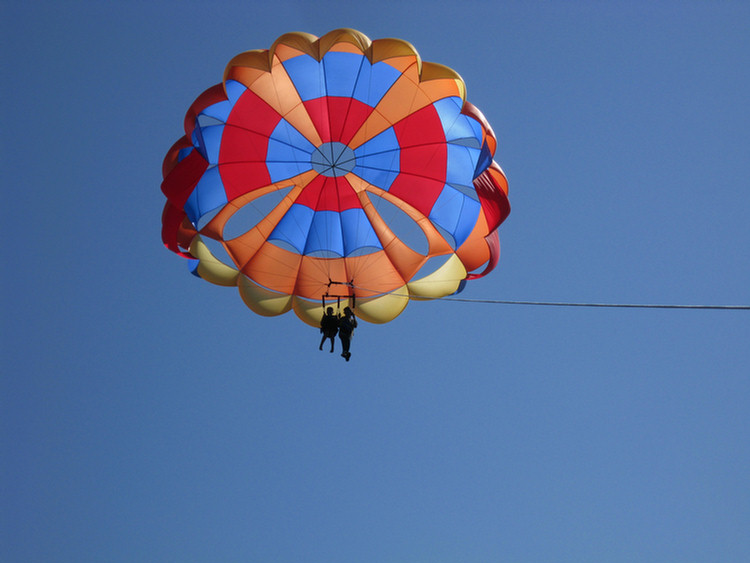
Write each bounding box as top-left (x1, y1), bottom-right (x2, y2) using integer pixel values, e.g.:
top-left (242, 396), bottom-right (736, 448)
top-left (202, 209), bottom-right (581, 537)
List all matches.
top-left (267, 238), bottom-right (302, 254)
top-left (449, 137), bottom-right (482, 149)
top-left (448, 182), bottom-right (480, 202)
top-left (200, 236), bottom-right (236, 268)
top-left (413, 254), bottom-right (453, 280)
top-left (366, 192), bottom-right (429, 256)
top-left (432, 223), bottom-right (456, 250)
top-left (196, 114), bottom-right (224, 128)
top-left (224, 187), bottom-right (293, 240)
top-left (196, 206), bottom-right (222, 231)
top-left (305, 249), bottom-right (343, 259)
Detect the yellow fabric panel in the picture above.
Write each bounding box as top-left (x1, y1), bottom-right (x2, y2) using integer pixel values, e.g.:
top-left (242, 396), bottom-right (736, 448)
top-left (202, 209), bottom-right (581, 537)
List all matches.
top-left (369, 38), bottom-right (420, 65)
top-left (318, 28), bottom-right (371, 56)
top-left (420, 61), bottom-right (462, 83)
top-left (270, 32), bottom-right (320, 60)
top-left (419, 77), bottom-right (465, 106)
top-left (292, 297), bottom-right (330, 327)
top-left (238, 275), bottom-right (293, 317)
top-left (407, 253), bottom-right (467, 300)
top-left (223, 50), bottom-right (270, 85)
top-left (272, 43), bottom-right (310, 63)
top-left (354, 287), bottom-right (409, 324)
top-left (292, 288), bottom-right (409, 327)
top-left (189, 235), bottom-right (240, 287)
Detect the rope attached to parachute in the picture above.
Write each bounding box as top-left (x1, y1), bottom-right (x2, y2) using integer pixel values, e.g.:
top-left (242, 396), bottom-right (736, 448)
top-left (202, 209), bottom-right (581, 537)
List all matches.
top-left (348, 284), bottom-right (750, 311)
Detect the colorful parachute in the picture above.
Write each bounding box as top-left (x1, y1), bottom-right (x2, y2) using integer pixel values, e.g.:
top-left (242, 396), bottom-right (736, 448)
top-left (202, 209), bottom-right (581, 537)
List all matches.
top-left (161, 29), bottom-right (510, 326)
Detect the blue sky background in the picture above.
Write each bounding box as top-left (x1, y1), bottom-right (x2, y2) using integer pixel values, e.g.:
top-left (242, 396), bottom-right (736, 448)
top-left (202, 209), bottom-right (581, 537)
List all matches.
top-left (2, 1), bottom-right (749, 562)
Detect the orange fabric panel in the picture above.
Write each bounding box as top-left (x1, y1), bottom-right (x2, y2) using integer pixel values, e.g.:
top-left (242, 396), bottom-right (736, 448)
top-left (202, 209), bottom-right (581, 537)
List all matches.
top-left (242, 242), bottom-right (302, 295)
top-left (294, 255), bottom-right (350, 299)
top-left (344, 253), bottom-right (409, 298)
top-left (455, 212), bottom-right (492, 273)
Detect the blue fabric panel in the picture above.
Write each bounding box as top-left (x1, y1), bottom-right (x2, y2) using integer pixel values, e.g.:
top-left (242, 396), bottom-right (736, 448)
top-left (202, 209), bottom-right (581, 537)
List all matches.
top-left (188, 258), bottom-right (201, 277)
top-left (454, 279), bottom-right (467, 294)
top-left (351, 61), bottom-right (402, 107)
top-left (452, 196), bottom-right (481, 247)
top-left (429, 186), bottom-right (481, 248)
top-left (473, 143), bottom-right (493, 179)
top-left (340, 208), bottom-right (383, 255)
top-left (267, 120), bottom-right (316, 181)
top-left (267, 159), bottom-right (310, 183)
top-left (356, 125), bottom-right (399, 156)
top-left (303, 211), bottom-right (345, 256)
top-left (322, 52), bottom-right (365, 97)
top-left (195, 124), bottom-right (224, 165)
top-left (185, 166), bottom-right (228, 224)
top-left (282, 55), bottom-right (325, 102)
top-left (177, 146), bottom-right (194, 162)
top-left (352, 162), bottom-right (399, 191)
top-left (191, 127), bottom-right (206, 160)
top-left (434, 97), bottom-right (482, 147)
top-left (200, 99), bottom-right (233, 123)
top-left (445, 144), bottom-right (481, 186)
top-left (224, 79), bottom-right (246, 104)
top-left (269, 119), bottom-right (316, 154)
top-left (268, 203), bottom-right (315, 254)
top-left (353, 128), bottom-right (400, 190)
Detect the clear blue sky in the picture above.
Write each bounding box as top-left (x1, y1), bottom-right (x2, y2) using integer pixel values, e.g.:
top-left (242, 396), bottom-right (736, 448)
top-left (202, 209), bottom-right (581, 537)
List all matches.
top-left (2, 2), bottom-right (749, 562)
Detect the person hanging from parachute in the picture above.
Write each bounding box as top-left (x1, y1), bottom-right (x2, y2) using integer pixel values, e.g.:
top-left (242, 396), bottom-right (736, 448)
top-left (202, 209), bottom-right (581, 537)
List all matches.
top-left (319, 306), bottom-right (339, 352)
top-left (338, 307), bottom-right (357, 361)
top-left (159, 29), bottom-right (510, 351)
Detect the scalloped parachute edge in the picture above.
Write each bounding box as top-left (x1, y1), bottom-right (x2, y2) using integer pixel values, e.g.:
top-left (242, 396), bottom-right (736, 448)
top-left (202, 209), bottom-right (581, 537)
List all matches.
top-left (222, 28), bottom-right (467, 103)
top-left (191, 234), bottom-right (471, 327)
top-left (165, 29), bottom-right (509, 326)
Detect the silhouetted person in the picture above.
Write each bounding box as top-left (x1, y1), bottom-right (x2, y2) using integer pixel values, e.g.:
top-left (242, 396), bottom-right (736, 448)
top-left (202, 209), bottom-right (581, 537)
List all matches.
top-left (338, 307), bottom-right (357, 361)
top-left (319, 307), bottom-right (339, 352)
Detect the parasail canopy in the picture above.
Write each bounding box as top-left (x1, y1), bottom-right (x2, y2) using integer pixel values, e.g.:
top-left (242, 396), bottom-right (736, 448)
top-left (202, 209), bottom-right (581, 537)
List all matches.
top-left (161, 29), bottom-right (510, 326)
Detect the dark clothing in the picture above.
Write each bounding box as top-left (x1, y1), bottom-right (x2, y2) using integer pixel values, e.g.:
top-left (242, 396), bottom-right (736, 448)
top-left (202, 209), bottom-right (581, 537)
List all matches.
top-left (319, 311), bottom-right (339, 352)
top-left (338, 314), bottom-right (357, 360)
top-left (320, 312), bottom-right (339, 336)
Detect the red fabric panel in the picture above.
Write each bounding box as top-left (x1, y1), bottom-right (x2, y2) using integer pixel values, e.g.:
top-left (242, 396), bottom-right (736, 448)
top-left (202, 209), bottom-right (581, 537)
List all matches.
top-left (162, 136), bottom-right (194, 179)
top-left (473, 163), bottom-right (510, 232)
top-left (217, 89), bottom-right (285, 198)
top-left (388, 173), bottom-right (445, 216)
top-left (218, 162), bottom-right (272, 200)
top-left (183, 84), bottom-right (227, 136)
top-left (326, 97), bottom-right (374, 144)
top-left (293, 175), bottom-right (361, 211)
top-left (161, 149), bottom-right (209, 209)
top-left (461, 100), bottom-right (496, 152)
top-left (161, 202), bottom-right (194, 258)
top-left (303, 98), bottom-right (331, 142)
top-left (225, 89), bottom-right (283, 136)
top-left (390, 104), bottom-right (447, 214)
